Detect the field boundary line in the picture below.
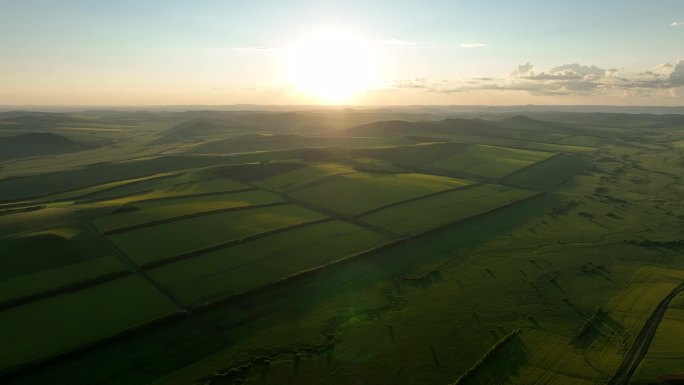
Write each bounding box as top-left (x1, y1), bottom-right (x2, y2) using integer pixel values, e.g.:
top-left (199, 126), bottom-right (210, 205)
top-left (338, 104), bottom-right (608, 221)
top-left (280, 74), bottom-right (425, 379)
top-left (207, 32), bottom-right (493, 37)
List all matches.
top-left (125, 187), bottom-right (257, 204)
top-left (71, 172), bottom-right (182, 201)
top-left (141, 217), bottom-right (334, 270)
top-left (82, 221), bottom-right (190, 313)
top-left (189, 237), bottom-right (407, 312)
top-left (355, 183), bottom-right (481, 218)
top-left (101, 201), bottom-right (289, 235)
top-left (407, 191), bottom-right (545, 239)
top-left (0, 169), bottom-right (183, 204)
top-left (74, 189), bottom-right (155, 205)
top-left (500, 152), bottom-right (562, 181)
top-left (282, 171), bottom-right (356, 193)
top-left (0, 270), bottom-right (133, 312)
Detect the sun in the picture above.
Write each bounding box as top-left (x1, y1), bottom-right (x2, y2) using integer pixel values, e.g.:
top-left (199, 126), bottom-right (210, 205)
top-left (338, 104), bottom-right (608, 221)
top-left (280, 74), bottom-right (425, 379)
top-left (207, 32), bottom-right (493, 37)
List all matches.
top-left (288, 27), bottom-right (377, 104)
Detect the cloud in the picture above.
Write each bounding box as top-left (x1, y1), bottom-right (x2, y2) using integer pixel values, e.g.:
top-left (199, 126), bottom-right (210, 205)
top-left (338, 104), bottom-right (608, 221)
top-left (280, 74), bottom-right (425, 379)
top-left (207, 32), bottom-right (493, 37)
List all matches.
top-left (671, 21), bottom-right (684, 27)
top-left (510, 63), bottom-right (534, 77)
top-left (518, 63), bottom-right (607, 80)
top-left (381, 39), bottom-right (418, 46)
top-left (670, 60), bottom-right (684, 85)
top-left (391, 59), bottom-right (684, 98)
top-left (655, 63), bottom-right (674, 75)
top-left (393, 77), bottom-right (429, 88)
top-left (460, 43), bottom-right (487, 48)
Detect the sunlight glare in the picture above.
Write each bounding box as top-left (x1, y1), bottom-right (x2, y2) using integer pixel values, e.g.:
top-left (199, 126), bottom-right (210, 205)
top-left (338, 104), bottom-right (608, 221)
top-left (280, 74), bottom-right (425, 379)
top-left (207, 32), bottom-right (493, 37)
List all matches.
top-left (288, 27), bottom-right (377, 104)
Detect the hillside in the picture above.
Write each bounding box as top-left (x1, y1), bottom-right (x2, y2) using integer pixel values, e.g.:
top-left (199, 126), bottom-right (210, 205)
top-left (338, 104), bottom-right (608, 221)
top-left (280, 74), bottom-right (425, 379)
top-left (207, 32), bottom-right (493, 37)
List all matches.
top-left (0, 133), bottom-right (92, 161)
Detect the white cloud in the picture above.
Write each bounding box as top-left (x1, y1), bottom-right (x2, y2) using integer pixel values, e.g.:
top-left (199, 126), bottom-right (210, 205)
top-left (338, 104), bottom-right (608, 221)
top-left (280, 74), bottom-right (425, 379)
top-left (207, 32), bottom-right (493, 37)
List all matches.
top-left (671, 21), bottom-right (684, 27)
top-left (392, 59), bottom-right (684, 99)
top-left (670, 59), bottom-right (684, 85)
top-left (654, 62), bottom-right (674, 76)
top-left (460, 43), bottom-right (487, 48)
top-left (520, 63), bottom-right (607, 80)
top-left (510, 63), bottom-right (534, 77)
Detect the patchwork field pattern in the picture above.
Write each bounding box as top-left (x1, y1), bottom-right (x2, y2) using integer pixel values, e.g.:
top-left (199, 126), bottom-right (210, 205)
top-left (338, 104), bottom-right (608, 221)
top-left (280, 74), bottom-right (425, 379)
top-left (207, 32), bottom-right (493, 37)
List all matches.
top-left (3, 110), bottom-right (684, 385)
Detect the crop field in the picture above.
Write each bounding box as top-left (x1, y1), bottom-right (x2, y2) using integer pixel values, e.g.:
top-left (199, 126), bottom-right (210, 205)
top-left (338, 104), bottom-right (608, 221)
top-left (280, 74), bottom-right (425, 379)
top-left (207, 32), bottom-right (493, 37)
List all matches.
top-left (43, 172), bottom-right (183, 201)
top-left (254, 163), bottom-right (354, 192)
top-left (0, 275), bottom-right (179, 371)
top-left (0, 155), bottom-right (233, 202)
top-left (93, 189), bottom-right (282, 233)
top-left (0, 227), bottom-right (114, 280)
top-left (360, 184), bottom-right (533, 235)
top-left (289, 172), bottom-right (470, 216)
top-left (148, 220), bottom-right (390, 306)
top-left (632, 292), bottom-right (684, 384)
top-left (356, 142), bottom-right (471, 168)
top-left (107, 204), bottom-right (326, 265)
top-left (0, 256), bottom-right (127, 305)
top-left (502, 154), bottom-right (590, 190)
top-left (431, 144), bottom-right (555, 179)
top-left (556, 135), bottom-right (602, 147)
top-left (77, 174), bottom-right (249, 205)
top-left (2, 110), bottom-right (684, 385)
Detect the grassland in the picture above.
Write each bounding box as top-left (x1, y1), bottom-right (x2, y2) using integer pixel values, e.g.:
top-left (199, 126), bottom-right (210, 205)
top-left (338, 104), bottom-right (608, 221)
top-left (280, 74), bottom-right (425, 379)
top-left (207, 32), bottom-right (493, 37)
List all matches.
top-left (632, 292), bottom-right (684, 384)
top-left (432, 144), bottom-right (555, 179)
top-left (289, 172), bottom-right (470, 216)
top-left (0, 227), bottom-right (113, 280)
top-left (93, 189), bottom-right (281, 233)
top-left (107, 204), bottom-right (326, 265)
top-left (502, 154), bottom-right (590, 190)
top-left (1, 109), bottom-right (684, 385)
top-left (360, 184), bottom-right (534, 235)
top-left (148, 220), bottom-right (390, 306)
top-left (254, 163), bottom-right (354, 192)
top-left (0, 275), bottom-right (179, 371)
top-left (0, 256), bottom-right (127, 306)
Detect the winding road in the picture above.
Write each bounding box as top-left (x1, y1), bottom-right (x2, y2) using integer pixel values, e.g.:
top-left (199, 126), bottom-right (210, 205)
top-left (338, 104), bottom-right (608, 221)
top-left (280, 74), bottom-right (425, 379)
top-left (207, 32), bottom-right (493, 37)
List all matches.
top-left (609, 282), bottom-right (684, 385)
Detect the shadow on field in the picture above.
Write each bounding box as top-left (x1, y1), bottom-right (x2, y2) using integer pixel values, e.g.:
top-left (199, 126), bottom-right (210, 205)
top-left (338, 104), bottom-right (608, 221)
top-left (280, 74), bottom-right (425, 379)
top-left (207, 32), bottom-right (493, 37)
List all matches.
top-left (470, 337), bottom-right (528, 385)
top-left (572, 313), bottom-right (624, 349)
top-left (394, 270), bottom-right (443, 291)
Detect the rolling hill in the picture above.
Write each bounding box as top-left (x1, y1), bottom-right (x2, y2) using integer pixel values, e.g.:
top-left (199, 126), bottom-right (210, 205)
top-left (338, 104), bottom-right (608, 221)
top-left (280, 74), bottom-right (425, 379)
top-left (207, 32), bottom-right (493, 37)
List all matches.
top-left (0, 133), bottom-right (92, 161)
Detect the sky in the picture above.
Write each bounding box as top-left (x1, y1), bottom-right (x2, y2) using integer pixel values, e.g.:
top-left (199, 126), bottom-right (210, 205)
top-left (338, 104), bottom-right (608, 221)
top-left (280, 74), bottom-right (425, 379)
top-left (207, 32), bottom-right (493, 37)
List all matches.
top-left (1, 0), bottom-right (684, 106)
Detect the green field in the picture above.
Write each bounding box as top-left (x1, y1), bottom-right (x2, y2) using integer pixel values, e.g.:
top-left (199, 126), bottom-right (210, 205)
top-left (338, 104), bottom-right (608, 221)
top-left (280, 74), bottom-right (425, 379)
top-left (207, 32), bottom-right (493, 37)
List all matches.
top-left (360, 184), bottom-right (533, 235)
top-left (148, 220), bottom-right (390, 305)
top-left (289, 172), bottom-right (470, 216)
top-left (93, 189), bottom-right (282, 233)
top-left (432, 144), bottom-right (555, 178)
top-left (2, 109), bottom-right (684, 385)
top-left (0, 256), bottom-right (127, 305)
top-left (556, 135), bottom-right (602, 147)
top-left (254, 163), bottom-right (354, 192)
top-left (0, 227), bottom-right (113, 280)
top-left (107, 204), bottom-right (326, 265)
top-left (502, 154), bottom-right (590, 190)
top-left (0, 275), bottom-right (179, 371)
top-left (632, 292), bottom-right (684, 384)
top-left (44, 172), bottom-right (182, 201)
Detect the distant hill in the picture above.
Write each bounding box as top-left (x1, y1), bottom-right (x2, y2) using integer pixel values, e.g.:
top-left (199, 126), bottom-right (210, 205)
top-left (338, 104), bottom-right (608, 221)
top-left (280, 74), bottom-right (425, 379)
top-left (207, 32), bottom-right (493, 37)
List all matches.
top-left (152, 110), bottom-right (445, 145)
top-left (152, 112), bottom-right (356, 144)
top-left (0, 112), bottom-right (94, 130)
top-left (0, 133), bottom-right (92, 161)
top-left (346, 117), bottom-right (502, 137)
top-left (151, 118), bottom-right (245, 144)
